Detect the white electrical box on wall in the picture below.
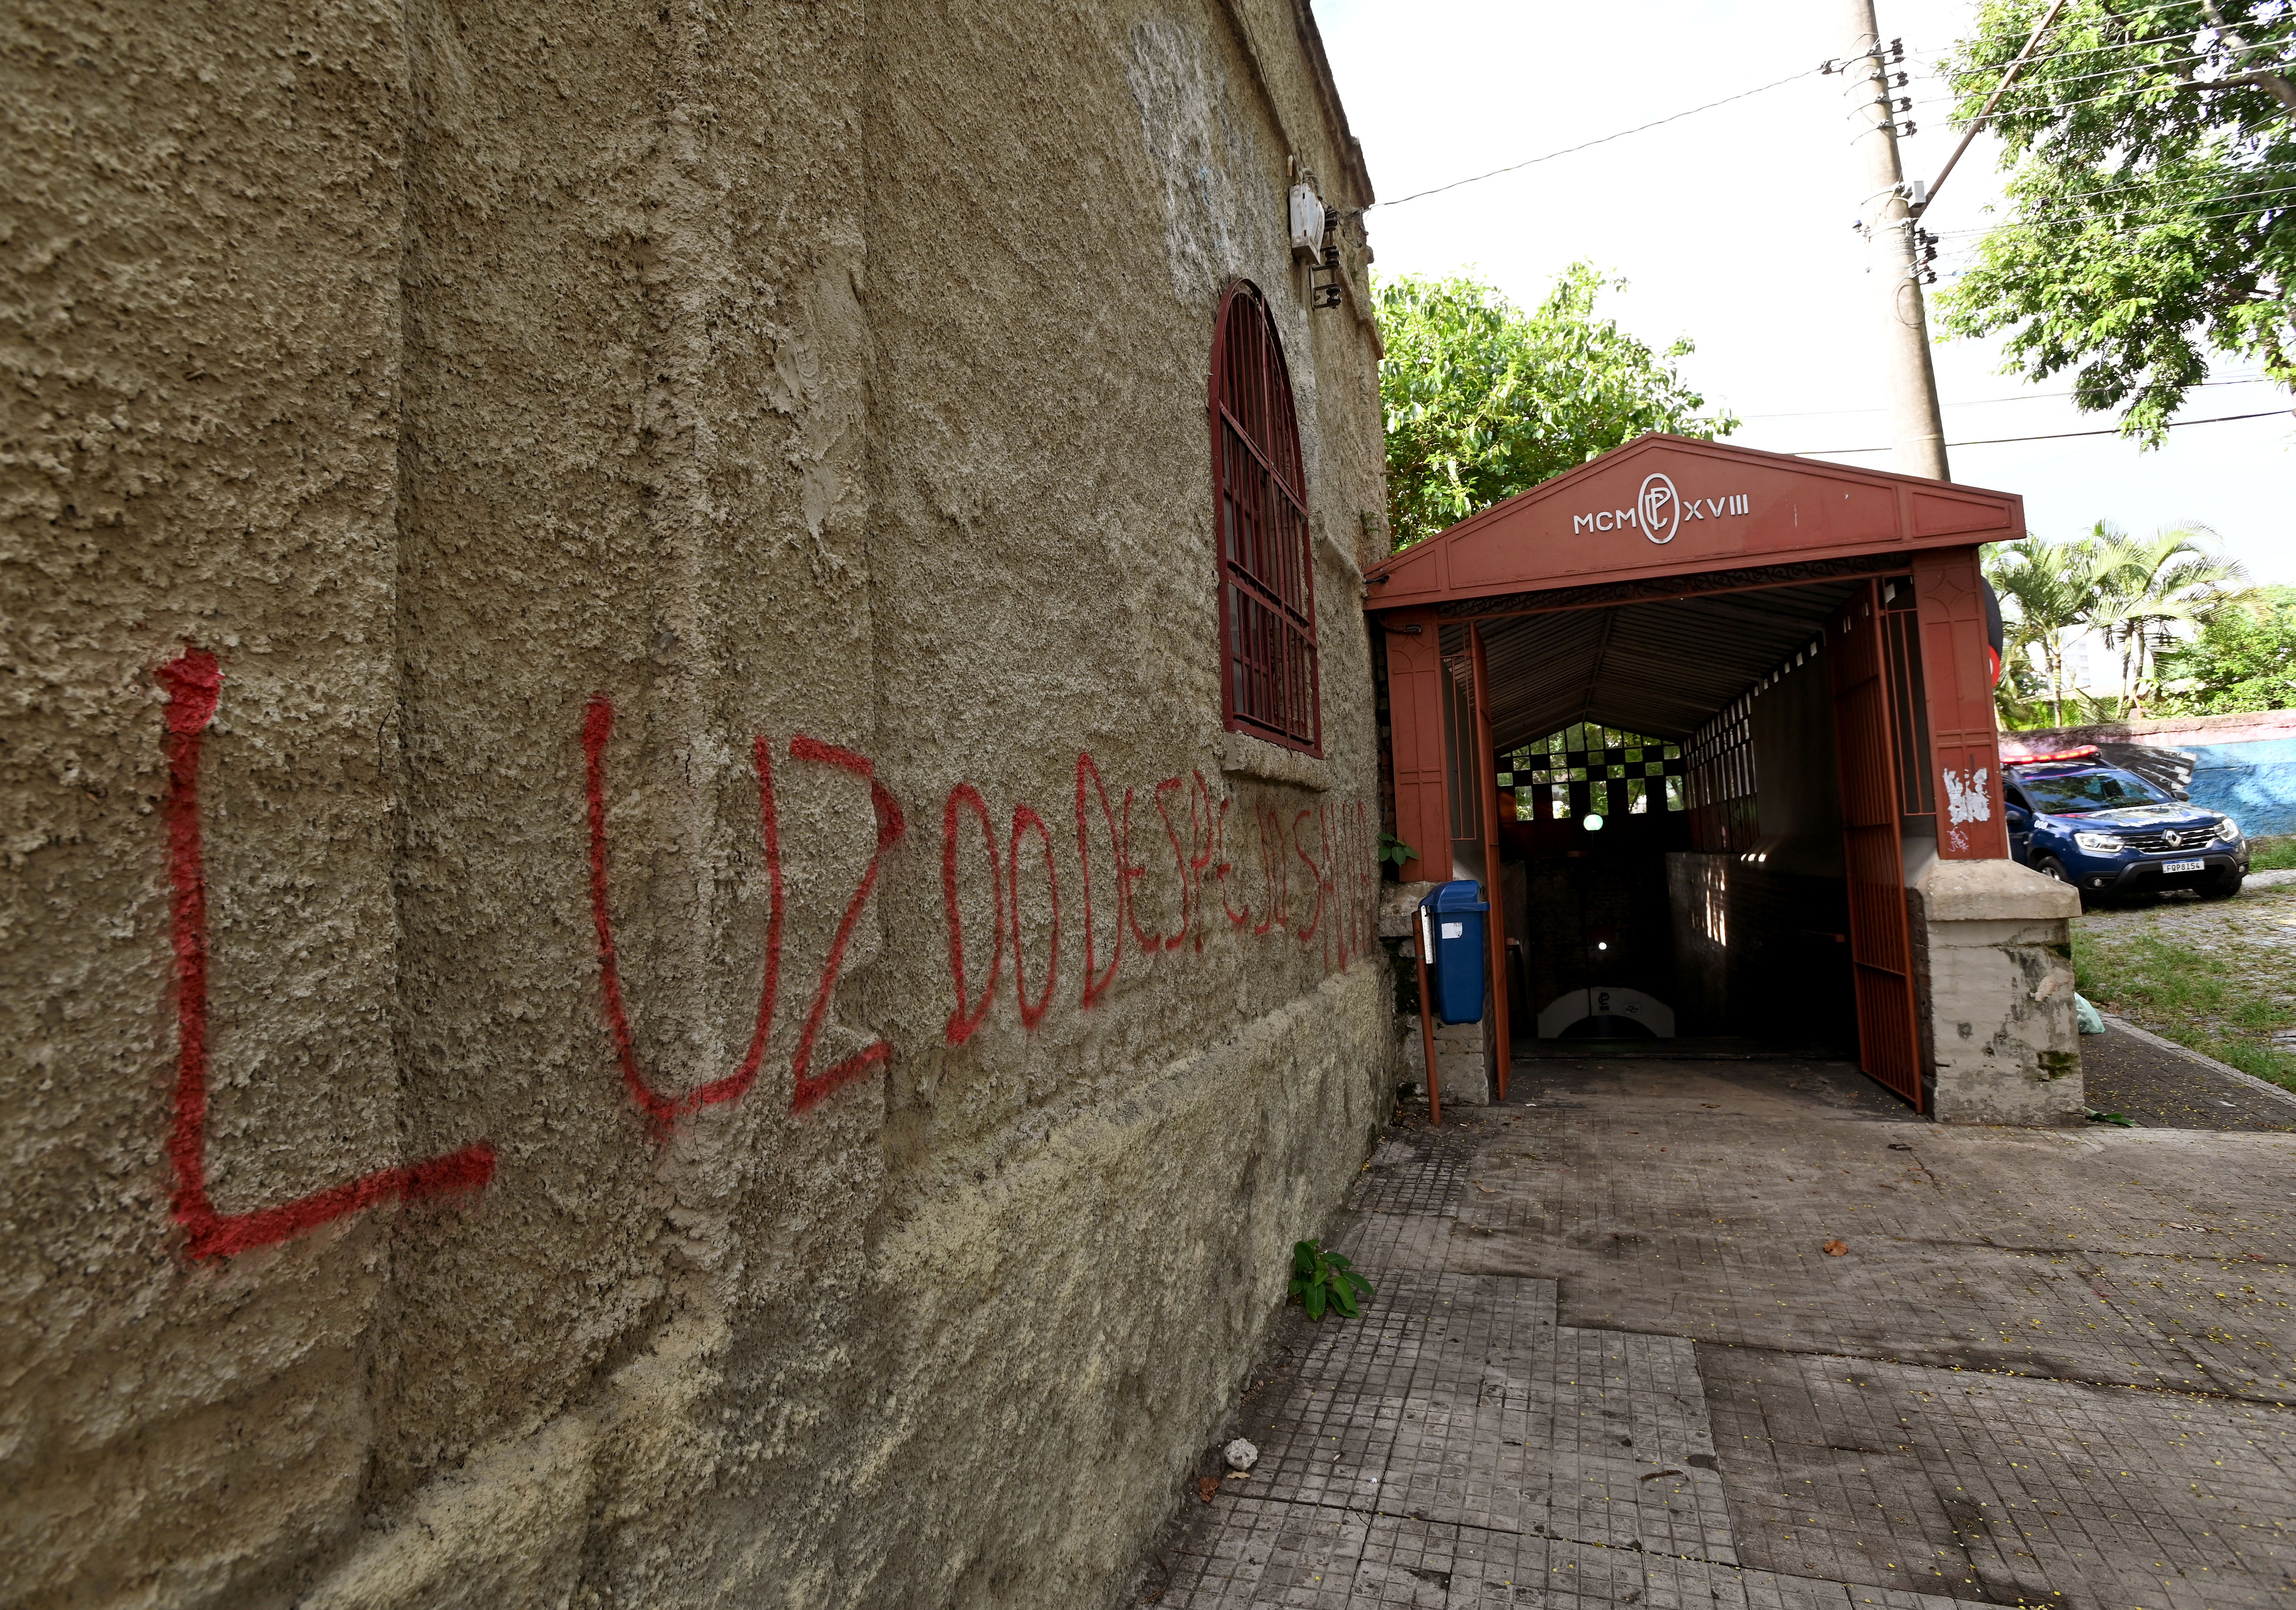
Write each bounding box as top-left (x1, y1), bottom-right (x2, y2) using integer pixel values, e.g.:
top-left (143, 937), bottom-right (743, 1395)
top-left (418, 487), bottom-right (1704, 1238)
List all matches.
top-left (1288, 183), bottom-right (1325, 264)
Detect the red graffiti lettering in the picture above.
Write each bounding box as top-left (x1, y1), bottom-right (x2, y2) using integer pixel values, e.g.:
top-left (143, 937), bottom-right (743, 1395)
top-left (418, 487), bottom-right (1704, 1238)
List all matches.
top-left (1292, 808), bottom-right (1326, 947)
top-left (1010, 802), bottom-right (1060, 1029)
top-left (1151, 777), bottom-right (1191, 951)
top-left (159, 648), bottom-right (493, 1260)
top-left (1350, 799), bottom-right (1368, 955)
top-left (941, 783), bottom-right (1005, 1047)
top-left (1216, 791), bottom-right (1247, 930)
top-left (789, 737), bottom-right (907, 1114)
top-left (1075, 754), bottom-right (1125, 1009)
top-left (1253, 809), bottom-right (1286, 937)
top-left (1119, 788), bottom-right (1160, 957)
top-left (584, 699), bottom-right (786, 1132)
top-left (1188, 773), bottom-right (1220, 952)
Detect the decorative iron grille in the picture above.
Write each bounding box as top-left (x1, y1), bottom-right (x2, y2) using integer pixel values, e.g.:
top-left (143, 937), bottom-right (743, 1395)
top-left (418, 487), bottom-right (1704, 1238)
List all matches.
top-left (1685, 699), bottom-right (1756, 851)
top-left (1211, 281), bottom-right (1319, 753)
top-left (1880, 578), bottom-right (1935, 819)
top-left (1498, 722), bottom-right (1686, 827)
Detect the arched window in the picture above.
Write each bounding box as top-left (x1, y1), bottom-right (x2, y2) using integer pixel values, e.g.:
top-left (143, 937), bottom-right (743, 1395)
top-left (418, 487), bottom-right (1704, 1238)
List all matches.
top-left (1210, 281), bottom-right (1320, 754)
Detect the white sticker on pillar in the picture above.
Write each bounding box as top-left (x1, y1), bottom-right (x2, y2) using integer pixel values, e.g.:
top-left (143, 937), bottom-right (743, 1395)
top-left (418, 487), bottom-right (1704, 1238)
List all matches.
top-left (1943, 767), bottom-right (1991, 824)
top-left (1441, 921), bottom-right (1464, 939)
top-left (1942, 766), bottom-right (1991, 854)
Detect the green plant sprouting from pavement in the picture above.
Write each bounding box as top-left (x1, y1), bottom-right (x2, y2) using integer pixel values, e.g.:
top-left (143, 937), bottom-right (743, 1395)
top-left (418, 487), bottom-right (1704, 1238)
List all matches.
top-left (1289, 1240), bottom-right (1373, 1321)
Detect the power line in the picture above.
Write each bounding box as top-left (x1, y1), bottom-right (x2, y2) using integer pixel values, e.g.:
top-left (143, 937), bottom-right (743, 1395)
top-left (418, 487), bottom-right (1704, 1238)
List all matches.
top-left (1927, 180), bottom-right (2296, 235)
top-left (1369, 68), bottom-right (1818, 211)
top-left (1894, 49), bottom-right (2221, 113)
top-left (1984, 172), bottom-right (2296, 208)
top-left (1918, 23), bottom-right (2289, 74)
top-left (1743, 374), bottom-right (2275, 419)
top-left (1906, 65), bottom-right (2296, 123)
top-left (1931, 200), bottom-right (2294, 259)
top-left (1783, 407), bottom-right (2289, 455)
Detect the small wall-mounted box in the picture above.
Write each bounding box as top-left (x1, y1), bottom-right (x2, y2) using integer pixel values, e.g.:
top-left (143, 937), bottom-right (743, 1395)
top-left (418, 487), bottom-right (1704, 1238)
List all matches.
top-left (1288, 183), bottom-right (1326, 264)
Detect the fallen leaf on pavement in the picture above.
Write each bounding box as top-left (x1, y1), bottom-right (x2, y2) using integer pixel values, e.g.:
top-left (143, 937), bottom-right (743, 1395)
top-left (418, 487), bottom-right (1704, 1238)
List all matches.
top-left (1823, 1240), bottom-right (1848, 1257)
top-left (1637, 1468), bottom-right (1686, 1482)
top-left (1195, 1476), bottom-right (1220, 1504)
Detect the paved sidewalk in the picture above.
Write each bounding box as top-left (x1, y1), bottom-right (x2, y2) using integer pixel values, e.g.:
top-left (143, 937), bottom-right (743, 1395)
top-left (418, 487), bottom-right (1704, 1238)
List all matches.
top-left (2082, 1020), bottom-right (2296, 1133)
top-left (1130, 1060), bottom-right (2296, 1608)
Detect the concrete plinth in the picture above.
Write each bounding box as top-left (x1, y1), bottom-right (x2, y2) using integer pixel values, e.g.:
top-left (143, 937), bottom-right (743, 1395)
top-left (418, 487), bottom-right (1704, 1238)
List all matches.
top-left (1910, 858), bottom-right (2084, 1124)
top-left (1378, 881), bottom-right (1439, 939)
top-left (1402, 1014), bottom-right (1491, 1105)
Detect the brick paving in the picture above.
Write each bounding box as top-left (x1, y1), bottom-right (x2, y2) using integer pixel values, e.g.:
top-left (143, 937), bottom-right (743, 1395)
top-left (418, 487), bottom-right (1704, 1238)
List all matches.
top-left (1129, 1059), bottom-right (2296, 1608)
top-left (2080, 1021), bottom-right (2296, 1134)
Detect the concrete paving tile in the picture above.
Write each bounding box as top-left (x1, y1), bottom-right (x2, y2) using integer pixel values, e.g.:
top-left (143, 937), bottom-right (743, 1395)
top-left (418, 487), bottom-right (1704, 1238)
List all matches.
top-left (1353, 1128), bottom-right (1475, 1221)
top-left (1446, 1076), bottom-right (2296, 1402)
top-left (2080, 1019), bottom-right (2296, 1132)
top-left (1357, 1515), bottom-right (1548, 1607)
top-left (1131, 1059), bottom-right (2296, 1609)
top-left (1702, 1341), bottom-right (2296, 1606)
top-left (1158, 1494), bottom-right (1372, 1608)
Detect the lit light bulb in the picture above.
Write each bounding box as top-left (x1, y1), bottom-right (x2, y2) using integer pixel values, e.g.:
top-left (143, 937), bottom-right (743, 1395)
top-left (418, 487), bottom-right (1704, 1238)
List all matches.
top-left (1596, 941), bottom-right (1608, 951)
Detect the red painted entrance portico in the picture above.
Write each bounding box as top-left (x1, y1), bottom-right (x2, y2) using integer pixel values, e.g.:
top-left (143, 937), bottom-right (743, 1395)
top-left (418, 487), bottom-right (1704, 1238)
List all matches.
top-left (1369, 434), bottom-right (2023, 1109)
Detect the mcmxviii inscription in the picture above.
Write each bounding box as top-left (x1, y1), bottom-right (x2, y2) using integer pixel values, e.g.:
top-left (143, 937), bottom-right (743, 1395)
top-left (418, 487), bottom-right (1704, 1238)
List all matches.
top-left (1572, 473), bottom-right (1750, 545)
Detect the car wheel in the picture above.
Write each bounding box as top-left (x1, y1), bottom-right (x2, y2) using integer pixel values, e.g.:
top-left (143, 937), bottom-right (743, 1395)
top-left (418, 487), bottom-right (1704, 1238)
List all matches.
top-left (2199, 868), bottom-right (2244, 900)
top-left (2034, 856), bottom-right (2093, 910)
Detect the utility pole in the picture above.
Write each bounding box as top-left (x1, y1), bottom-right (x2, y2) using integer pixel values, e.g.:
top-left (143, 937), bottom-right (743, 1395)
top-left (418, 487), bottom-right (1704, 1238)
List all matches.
top-left (1839, 0), bottom-right (1950, 481)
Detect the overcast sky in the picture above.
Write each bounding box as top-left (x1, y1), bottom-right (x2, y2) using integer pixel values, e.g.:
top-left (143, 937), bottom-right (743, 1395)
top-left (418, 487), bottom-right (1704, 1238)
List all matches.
top-left (1313, 0), bottom-right (2293, 586)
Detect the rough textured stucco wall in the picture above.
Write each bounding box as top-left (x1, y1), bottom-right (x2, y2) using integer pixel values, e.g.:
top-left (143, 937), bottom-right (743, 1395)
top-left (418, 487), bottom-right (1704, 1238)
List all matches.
top-left (2, 0), bottom-right (1393, 1605)
top-left (3, 1), bottom-right (415, 1599)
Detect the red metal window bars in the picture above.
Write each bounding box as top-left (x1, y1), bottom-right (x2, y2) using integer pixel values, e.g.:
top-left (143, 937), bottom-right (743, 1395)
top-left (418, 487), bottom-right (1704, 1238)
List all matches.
top-left (1210, 281), bottom-right (1320, 754)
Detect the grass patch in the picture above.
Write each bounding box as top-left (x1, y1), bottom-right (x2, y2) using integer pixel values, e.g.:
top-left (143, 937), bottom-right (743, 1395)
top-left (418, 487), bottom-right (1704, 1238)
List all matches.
top-left (2250, 834), bottom-right (2296, 873)
top-left (2073, 895), bottom-right (2296, 1093)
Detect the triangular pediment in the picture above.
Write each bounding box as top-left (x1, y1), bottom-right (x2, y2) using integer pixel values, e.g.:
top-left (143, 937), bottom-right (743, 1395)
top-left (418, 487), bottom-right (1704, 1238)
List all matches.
top-left (1364, 434), bottom-right (2024, 610)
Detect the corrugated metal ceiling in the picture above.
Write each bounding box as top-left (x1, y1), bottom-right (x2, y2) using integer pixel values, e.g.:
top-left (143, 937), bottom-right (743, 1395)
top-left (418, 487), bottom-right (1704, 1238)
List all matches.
top-left (1460, 581), bottom-right (1861, 751)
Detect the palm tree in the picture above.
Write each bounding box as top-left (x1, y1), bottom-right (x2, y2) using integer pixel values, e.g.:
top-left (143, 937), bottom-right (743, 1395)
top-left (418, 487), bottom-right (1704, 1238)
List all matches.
top-left (2086, 523), bottom-right (2246, 717)
top-left (1985, 535), bottom-right (2109, 727)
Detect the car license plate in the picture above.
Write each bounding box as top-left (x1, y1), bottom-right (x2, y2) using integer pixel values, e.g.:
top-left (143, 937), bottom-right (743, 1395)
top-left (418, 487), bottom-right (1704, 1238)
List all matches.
top-left (2162, 858), bottom-right (2205, 874)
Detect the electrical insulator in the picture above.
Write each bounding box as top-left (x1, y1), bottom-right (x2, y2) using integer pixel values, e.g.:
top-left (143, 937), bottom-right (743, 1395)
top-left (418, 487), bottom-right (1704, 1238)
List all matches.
top-left (1889, 37), bottom-right (1904, 62)
top-left (1897, 119), bottom-right (1918, 137)
top-left (1893, 96), bottom-right (1912, 112)
top-left (1891, 70), bottom-right (1909, 87)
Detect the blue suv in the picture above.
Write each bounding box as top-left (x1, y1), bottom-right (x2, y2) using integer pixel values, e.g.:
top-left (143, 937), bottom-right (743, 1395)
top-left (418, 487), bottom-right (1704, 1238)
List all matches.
top-left (2002, 746), bottom-right (2248, 907)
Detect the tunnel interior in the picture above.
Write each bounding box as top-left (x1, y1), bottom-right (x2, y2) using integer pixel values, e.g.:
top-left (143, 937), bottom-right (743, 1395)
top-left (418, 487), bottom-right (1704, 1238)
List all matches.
top-left (1448, 578), bottom-right (1901, 1059)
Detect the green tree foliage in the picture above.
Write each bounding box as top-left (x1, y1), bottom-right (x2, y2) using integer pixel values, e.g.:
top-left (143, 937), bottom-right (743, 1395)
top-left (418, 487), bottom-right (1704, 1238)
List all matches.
top-left (1988, 534), bottom-right (2110, 724)
top-left (1375, 265), bottom-right (1739, 550)
top-left (1937, 1), bottom-right (2296, 442)
top-left (2155, 583), bottom-right (2296, 711)
top-left (2089, 523), bottom-right (2247, 703)
top-left (1984, 524), bottom-right (2243, 724)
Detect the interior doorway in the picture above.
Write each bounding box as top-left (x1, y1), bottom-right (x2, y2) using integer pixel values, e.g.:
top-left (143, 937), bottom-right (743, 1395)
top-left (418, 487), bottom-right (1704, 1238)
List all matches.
top-left (1462, 579), bottom-right (1871, 1068)
top-left (1372, 435), bottom-right (2017, 1113)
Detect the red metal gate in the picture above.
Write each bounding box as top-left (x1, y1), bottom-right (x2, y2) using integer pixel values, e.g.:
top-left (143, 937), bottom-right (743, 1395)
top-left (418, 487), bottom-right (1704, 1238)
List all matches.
top-left (1827, 581), bottom-right (1923, 1107)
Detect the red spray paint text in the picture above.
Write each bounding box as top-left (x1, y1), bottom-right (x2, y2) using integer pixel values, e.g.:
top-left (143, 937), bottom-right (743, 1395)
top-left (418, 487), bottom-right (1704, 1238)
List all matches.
top-left (149, 658), bottom-right (1375, 1260)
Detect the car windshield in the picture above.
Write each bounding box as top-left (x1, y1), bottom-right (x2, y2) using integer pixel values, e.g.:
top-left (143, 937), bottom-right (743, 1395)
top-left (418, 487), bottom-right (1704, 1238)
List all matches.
top-left (2015, 767), bottom-right (2169, 815)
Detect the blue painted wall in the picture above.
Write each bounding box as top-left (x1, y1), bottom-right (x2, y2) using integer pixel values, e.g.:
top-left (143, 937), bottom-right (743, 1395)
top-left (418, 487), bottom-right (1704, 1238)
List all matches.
top-left (2186, 737), bottom-right (2296, 837)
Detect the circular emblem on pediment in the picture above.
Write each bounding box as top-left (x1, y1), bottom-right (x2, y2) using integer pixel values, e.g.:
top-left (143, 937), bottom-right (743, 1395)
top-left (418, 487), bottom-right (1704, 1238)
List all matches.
top-left (1637, 474), bottom-right (1680, 545)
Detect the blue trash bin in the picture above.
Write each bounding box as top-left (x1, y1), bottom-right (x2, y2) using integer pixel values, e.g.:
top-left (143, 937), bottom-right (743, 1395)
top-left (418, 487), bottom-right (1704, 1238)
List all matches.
top-left (1418, 881), bottom-right (1488, 1026)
